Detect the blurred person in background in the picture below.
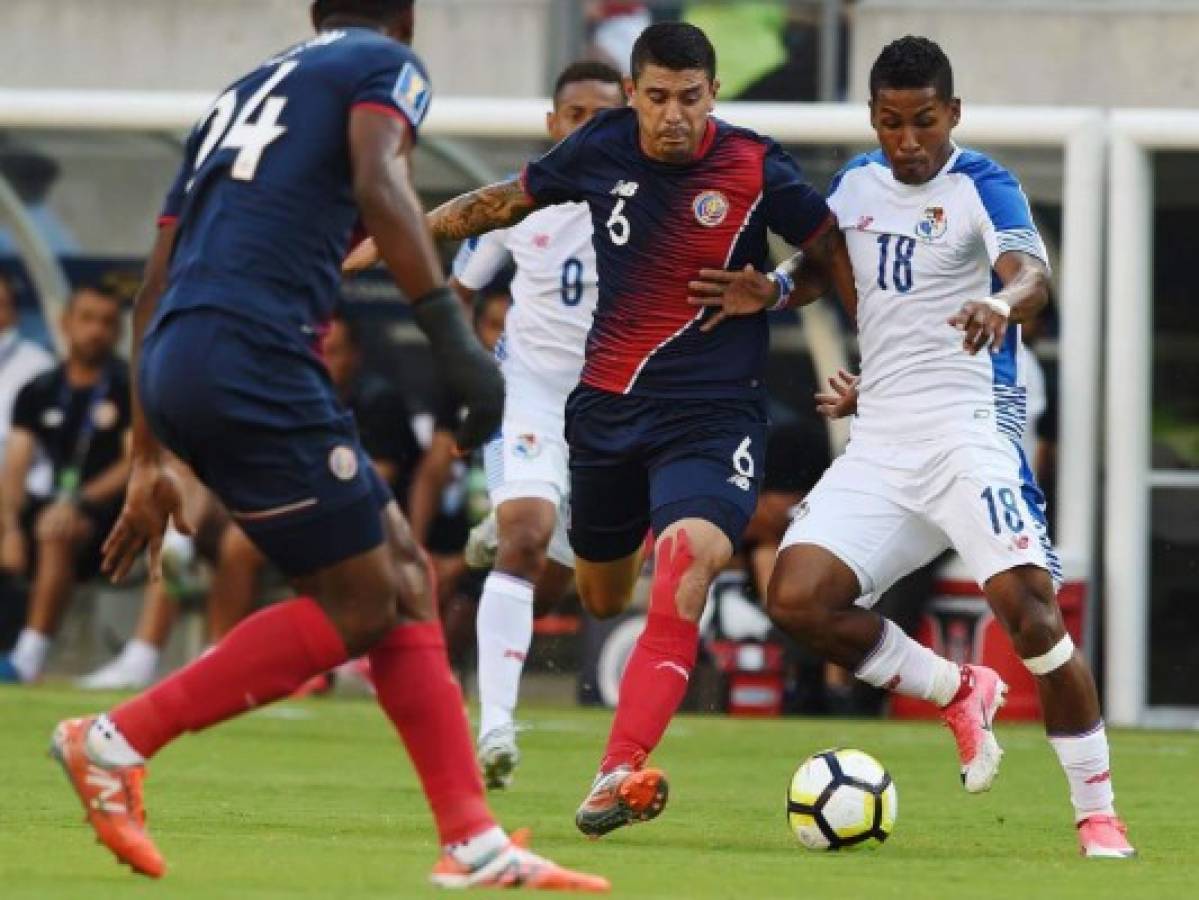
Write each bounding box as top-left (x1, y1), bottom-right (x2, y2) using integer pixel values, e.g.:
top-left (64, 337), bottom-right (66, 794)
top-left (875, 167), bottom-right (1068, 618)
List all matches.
top-left (584, 2), bottom-right (652, 75)
top-left (0, 273), bottom-right (55, 648)
top-left (0, 285), bottom-right (129, 683)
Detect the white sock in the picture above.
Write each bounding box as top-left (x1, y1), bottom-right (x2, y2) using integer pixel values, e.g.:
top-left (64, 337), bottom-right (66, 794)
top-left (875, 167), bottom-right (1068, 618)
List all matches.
top-left (856, 619), bottom-right (963, 707)
top-left (115, 639), bottom-right (161, 683)
top-left (86, 713), bottom-right (145, 767)
top-left (476, 572), bottom-right (534, 738)
top-left (9, 628), bottom-right (51, 682)
top-left (447, 824), bottom-right (509, 867)
top-left (1049, 722), bottom-right (1116, 822)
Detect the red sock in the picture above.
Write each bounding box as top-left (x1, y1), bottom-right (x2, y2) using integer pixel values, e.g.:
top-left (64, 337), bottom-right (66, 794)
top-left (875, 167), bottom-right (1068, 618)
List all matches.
top-left (601, 531), bottom-right (699, 773)
top-left (111, 597), bottom-right (347, 758)
top-left (369, 621), bottom-right (494, 846)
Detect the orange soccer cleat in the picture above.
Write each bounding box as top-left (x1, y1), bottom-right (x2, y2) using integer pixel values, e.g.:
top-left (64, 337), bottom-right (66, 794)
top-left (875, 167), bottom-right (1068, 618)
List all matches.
top-left (574, 766), bottom-right (669, 838)
top-left (50, 717), bottom-right (166, 878)
top-left (430, 834), bottom-right (610, 892)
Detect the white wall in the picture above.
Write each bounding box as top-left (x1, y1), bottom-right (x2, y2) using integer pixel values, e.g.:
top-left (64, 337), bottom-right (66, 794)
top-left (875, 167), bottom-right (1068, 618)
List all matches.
top-left (851, 1), bottom-right (1199, 107)
top-left (0, 0), bottom-right (553, 97)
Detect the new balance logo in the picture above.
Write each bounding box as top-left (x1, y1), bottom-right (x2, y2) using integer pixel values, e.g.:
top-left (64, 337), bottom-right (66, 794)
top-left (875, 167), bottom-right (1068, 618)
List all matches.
top-left (727, 474), bottom-right (751, 492)
top-left (1085, 771), bottom-right (1112, 785)
top-left (610, 180), bottom-right (639, 198)
top-left (656, 661), bottom-right (690, 681)
top-left (503, 649), bottom-right (527, 663)
top-left (85, 765), bottom-right (127, 814)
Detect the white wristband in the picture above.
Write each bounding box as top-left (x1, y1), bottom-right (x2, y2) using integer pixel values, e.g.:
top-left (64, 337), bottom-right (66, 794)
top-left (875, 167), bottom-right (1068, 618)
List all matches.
top-left (980, 297), bottom-right (1011, 318)
top-left (767, 270), bottom-right (795, 312)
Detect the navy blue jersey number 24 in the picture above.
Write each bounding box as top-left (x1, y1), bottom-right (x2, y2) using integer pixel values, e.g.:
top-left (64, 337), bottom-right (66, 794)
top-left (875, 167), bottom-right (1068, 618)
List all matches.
top-left (193, 60), bottom-right (297, 182)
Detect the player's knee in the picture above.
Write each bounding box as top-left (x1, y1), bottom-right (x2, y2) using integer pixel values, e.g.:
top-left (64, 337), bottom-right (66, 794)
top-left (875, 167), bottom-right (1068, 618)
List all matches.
top-left (988, 569), bottom-right (1062, 657)
top-left (766, 567), bottom-right (837, 639)
top-left (495, 521), bottom-right (552, 580)
top-left (577, 580), bottom-right (629, 620)
top-left (323, 565), bottom-right (403, 652)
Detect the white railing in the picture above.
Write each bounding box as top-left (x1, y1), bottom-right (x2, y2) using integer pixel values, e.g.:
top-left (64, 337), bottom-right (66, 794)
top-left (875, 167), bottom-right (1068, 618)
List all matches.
top-left (0, 90), bottom-right (1111, 711)
top-left (1105, 110), bottom-right (1199, 728)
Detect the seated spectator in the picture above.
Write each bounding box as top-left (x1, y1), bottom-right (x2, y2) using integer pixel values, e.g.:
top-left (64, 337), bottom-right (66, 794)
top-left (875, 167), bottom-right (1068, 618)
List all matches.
top-left (0, 286), bottom-right (129, 683)
top-left (0, 272), bottom-right (55, 648)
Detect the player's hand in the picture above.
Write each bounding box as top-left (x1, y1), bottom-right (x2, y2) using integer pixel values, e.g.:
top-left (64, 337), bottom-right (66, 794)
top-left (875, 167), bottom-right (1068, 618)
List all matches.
top-left (0, 527), bottom-right (26, 576)
top-left (101, 460), bottom-right (194, 583)
top-left (688, 264), bottom-right (777, 333)
top-left (948, 300), bottom-right (1009, 355)
top-left (814, 369), bottom-right (860, 420)
top-left (411, 287), bottom-right (505, 453)
top-left (342, 237), bottom-right (380, 275)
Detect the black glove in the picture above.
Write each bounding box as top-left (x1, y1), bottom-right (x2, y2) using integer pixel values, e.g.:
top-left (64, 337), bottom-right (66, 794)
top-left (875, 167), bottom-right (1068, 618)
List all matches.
top-left (411, 286), bottom-right (505, 451)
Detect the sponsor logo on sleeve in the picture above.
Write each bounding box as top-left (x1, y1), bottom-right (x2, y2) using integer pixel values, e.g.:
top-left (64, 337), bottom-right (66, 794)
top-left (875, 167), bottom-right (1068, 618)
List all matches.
top-left (393, 62), bottom-right (432, 126)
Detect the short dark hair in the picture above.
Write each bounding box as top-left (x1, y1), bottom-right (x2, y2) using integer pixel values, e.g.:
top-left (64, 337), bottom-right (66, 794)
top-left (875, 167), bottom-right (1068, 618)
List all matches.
top-left (869, 36), bottom-right (954, 102)
top-left (630, 22), bottom-right (716, 83)
top-left (66, 284), bottom-right (121, 311)
top-left (313, 0), bottom-right (413, 26)
top-left (553, 60), bottom-right (623, 104)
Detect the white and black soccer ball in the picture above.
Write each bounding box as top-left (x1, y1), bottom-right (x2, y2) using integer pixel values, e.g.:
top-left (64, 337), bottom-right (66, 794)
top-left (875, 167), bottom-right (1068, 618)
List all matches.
top-left (786, 748), bottom-right (897, 851)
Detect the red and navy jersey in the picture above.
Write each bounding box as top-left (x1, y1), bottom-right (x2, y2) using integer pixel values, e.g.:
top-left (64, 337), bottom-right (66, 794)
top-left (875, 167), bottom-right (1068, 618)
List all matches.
top-left (522, 107), bottom-right (830, 399)
top-left (154, 28), bottom-right (431, 335)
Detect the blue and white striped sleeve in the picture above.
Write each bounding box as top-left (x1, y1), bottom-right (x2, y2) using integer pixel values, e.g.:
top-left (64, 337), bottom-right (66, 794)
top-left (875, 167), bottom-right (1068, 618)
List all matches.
top-left (966, 161), bottom-right (1049, 268)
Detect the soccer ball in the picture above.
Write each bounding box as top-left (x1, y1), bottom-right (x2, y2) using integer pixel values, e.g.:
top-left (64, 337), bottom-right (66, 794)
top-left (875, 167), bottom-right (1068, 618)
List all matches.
top-left (786, 748), bottom-right (897, 850)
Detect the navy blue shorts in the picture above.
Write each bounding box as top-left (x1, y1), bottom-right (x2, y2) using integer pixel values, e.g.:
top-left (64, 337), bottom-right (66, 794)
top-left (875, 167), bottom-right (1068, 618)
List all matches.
top-left (140, 308), bottom-right (390, 577)
top-left (565, 385), bottom-right (767, 563)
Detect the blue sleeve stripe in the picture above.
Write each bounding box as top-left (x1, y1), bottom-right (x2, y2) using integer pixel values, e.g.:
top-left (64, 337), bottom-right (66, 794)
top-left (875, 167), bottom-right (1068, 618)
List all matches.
top-left (996, 229), bottom-right (1046, 259)
top-left (951, 150), bottom-right (1036, 232)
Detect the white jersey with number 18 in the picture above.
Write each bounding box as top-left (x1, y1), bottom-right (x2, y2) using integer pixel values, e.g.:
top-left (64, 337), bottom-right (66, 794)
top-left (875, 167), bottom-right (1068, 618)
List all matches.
top-left (828, 145), bottom-right (1049, 446)
top-left (453, 201), bottom-right (596, 396)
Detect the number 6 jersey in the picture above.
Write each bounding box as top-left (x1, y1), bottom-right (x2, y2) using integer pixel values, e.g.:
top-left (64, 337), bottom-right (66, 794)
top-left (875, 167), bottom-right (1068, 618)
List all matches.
top-left (521, 107), bottom-right (830, 401)
top-left (828, 146), bottom-right (1049, 445)
top-left (154, 27), bottom-right (431, 335)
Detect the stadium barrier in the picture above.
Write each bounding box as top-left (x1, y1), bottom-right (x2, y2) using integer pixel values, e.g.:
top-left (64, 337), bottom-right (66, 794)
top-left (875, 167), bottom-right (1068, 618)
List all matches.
top-left (0, 92), bottom-right (1128, 717)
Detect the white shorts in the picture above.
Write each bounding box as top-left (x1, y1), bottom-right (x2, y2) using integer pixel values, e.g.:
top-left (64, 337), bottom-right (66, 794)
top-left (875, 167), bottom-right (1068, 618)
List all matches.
top-left (780, 433), bottom-right (1061, 603)
top-left (483, 357), bottom-right (575, 568)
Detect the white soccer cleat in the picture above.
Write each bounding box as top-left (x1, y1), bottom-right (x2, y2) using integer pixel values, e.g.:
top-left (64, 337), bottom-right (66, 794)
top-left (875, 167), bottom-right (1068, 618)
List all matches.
top-left (941, 664), bottom-right (1008, 793)
top-left (464, 511), bottom-right (499, 571)
top-left (477, 723), bottom-right (520, 790)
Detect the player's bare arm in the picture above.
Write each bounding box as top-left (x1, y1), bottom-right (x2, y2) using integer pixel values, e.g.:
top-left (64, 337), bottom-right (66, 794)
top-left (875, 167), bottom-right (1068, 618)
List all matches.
top-left (349, 108), bottom-right (504, 451)
top-left (686, 223), bottom-right (856, 332)
top-left (427, 177), bottom-right (540, 241)
top-left (343, 178), bottom-right (538, 273)
top-left (948, 249), bottom-right (1050, 355)
top-left (101, 223), bottom-right (194, 583)
top-left (0, 427), bottom-right (35, 575)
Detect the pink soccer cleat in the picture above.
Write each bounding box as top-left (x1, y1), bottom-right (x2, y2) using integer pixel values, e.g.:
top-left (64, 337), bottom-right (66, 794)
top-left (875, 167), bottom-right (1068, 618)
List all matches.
top-left (941, 665), bottom-right (1008, 793)
top-left (1077, 814), bottom-right (1136, 859)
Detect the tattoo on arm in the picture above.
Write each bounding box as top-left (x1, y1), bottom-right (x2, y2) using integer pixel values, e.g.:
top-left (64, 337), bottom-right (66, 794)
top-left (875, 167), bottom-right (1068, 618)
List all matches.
top-left (427, 178), bottom-right (538, 241)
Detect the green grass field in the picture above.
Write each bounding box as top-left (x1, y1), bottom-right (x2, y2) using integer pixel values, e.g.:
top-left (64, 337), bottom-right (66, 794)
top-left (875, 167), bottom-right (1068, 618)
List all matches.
top-left (1, 688), bottom-right (1195, 899)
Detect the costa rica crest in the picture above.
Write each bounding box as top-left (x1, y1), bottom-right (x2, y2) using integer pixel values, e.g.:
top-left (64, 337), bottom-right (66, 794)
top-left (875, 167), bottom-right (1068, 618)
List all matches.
top-left (693, 190), bottom-right (729, 228)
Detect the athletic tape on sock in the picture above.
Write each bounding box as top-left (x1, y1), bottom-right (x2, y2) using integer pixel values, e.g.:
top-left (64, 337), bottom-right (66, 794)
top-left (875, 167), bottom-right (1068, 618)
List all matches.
top-left (1022, 634), bottom-right (1074, 675)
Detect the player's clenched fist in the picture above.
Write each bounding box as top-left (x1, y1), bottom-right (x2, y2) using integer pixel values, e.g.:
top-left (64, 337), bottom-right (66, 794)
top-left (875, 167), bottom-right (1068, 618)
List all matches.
top-left (411, 286), bottom-right (505, 452)
top-left (948, 299), bottom-right (1009, 355)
